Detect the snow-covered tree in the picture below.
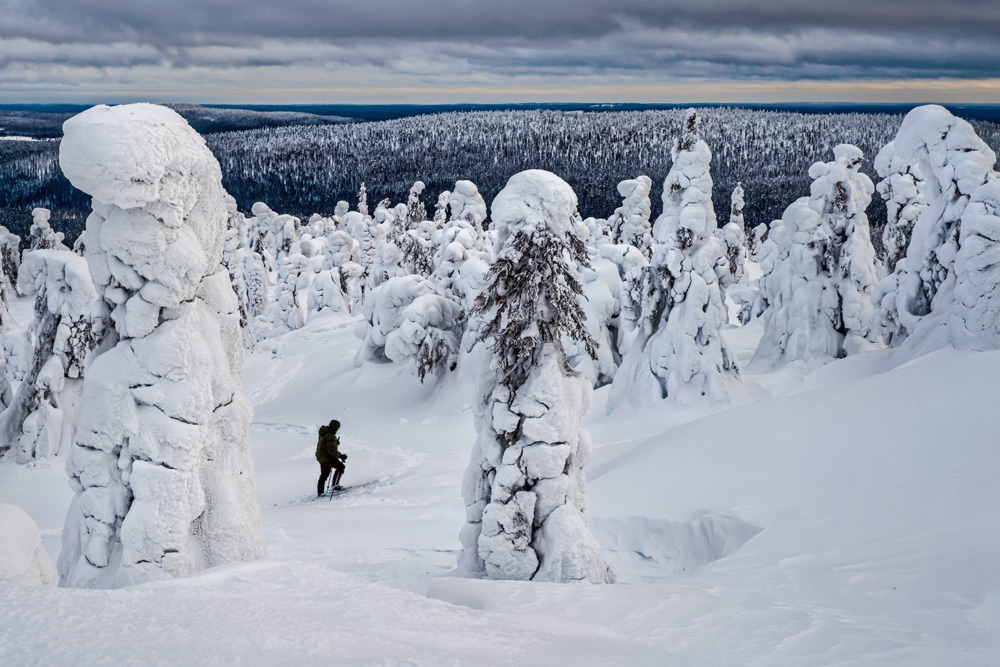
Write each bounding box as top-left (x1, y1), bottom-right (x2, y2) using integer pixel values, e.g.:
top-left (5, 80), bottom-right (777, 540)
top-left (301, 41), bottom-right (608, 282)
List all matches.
top-left (748, 222), bottom-right (767, 261)
top-left (433, 190), bottom-right (451, 225)
top-left (28, 208), bottom-right (67, 252)
top-left (609, 110), bottom-right (738, 409)
top-left (357, 182), bottom-right (369, 216)
top-left (360, 275), bottom-right (463, 382)
top-left (448, 180), bottom-right (488, 231)
top-left (0, 226), bottom-right (21, 300)
top-left (952, 176), bottom-right (1000, 349)
top-left (753, 144), bottom-right (879, 365)
top-left (608, 175), bottom-right (652, 257)
top-left (0, 250), bottom-right (102, 463)
top-left (221, 195), bottom-right (256, 349)
top-left (459, 169), bottom-right (615, 584)
top-left (717, 221), bottom-right (748, 291)
top-left (264, 253), bottom-right (309, 337)
top-left (406, 181), bottom-right (427, 228)
top-left (56, 103), bottom-right (265, 588)
top-left (869, 105), bottom-right (997, 349)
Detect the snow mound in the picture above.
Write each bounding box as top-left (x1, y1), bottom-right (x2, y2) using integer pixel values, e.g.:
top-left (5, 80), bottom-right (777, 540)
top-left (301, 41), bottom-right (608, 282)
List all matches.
top-left (0, 504), bottom-right (53, 586)
top-left (591, 513), bottom-right (762, 578)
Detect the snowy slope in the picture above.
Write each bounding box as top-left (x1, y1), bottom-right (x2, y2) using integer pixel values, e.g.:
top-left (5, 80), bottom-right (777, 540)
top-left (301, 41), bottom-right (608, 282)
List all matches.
top-left (1, 299), bottom-right (998, 665)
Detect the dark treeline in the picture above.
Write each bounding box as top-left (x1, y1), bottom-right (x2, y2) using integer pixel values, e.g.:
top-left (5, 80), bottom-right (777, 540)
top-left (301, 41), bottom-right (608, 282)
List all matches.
top-left (2, 107), bottom-right (999, 251)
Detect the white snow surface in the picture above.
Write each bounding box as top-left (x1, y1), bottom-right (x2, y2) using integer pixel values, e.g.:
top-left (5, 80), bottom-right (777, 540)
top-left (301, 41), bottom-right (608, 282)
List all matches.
top-left (1, 285), bottom-right (997, 662)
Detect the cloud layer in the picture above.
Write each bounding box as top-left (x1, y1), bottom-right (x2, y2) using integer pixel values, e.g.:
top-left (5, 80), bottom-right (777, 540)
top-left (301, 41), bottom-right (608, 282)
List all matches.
top-left (1, 0), bottom-right (997, 103)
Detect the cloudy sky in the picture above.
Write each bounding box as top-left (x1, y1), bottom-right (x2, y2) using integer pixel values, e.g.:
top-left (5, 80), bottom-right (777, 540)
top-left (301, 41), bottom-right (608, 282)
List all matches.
top-left (2, 0), bottom-right (998, 104)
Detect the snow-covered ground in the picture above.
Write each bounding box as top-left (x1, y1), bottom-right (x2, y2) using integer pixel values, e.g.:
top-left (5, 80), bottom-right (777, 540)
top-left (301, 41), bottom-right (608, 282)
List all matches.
top-left (1, 292), bottom-right (998, 665)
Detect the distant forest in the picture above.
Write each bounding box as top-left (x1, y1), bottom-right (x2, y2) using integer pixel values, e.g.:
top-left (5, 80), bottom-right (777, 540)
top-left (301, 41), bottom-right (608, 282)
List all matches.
top-left (2, 106), bottom-right (999, 253)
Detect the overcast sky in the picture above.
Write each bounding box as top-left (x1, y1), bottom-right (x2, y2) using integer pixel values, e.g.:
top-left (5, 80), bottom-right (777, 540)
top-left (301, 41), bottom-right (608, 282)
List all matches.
top-left (1, 0), bottom-right (997, 104)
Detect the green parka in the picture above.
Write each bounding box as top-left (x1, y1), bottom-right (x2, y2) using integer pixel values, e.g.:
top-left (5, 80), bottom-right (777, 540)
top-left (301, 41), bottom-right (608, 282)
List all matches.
top-left (316, 421), bottom-right (347, 471)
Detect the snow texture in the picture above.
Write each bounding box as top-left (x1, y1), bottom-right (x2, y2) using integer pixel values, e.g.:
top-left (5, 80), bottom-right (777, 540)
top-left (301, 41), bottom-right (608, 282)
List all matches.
top-left (56, 103), bottom-right (265, 588)
top-left (0, 504), bottom-right (53, 586)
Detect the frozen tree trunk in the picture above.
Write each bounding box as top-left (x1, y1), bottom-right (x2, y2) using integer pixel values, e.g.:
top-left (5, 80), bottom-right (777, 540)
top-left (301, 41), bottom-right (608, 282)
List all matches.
top-left (56, 103), bottom-right (265, 589)
top-left (459, 169), bottom-right (615, 584)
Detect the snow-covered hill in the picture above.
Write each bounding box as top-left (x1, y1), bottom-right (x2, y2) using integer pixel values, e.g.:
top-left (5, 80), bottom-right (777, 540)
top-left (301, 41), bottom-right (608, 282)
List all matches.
top-left (1, 295), bottom-right (997, 665)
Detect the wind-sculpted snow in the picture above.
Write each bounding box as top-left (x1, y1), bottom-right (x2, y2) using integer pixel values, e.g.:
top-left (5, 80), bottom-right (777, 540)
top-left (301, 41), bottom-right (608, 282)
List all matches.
top-left (56, 103), bottom-right (264, 588)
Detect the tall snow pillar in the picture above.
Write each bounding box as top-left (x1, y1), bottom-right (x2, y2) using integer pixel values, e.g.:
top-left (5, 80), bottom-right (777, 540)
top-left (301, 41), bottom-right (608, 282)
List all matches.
top-left (56, 103), bottom-right (265, 588)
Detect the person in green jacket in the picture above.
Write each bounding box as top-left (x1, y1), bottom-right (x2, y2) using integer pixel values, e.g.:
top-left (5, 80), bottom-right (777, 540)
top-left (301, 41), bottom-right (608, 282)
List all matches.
top-left (316, 419), bottom-right (348, 496)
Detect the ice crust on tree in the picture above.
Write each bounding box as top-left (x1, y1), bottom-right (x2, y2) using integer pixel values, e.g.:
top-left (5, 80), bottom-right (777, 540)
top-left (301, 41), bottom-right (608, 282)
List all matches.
top-left (459, 169), bottom-right (615, 584)
top-left (752, 144), bottom-right (879, 366)
top-left (868, 105), bottom-right (998, 351)
top-left (56, 103), bottom-right (265, 589)
top-left (609, 110), bottom-right (738, 410)
top-left (0, 249), bottom-right (102, 463)
top-left (0, 504), bottom-right (54, 586)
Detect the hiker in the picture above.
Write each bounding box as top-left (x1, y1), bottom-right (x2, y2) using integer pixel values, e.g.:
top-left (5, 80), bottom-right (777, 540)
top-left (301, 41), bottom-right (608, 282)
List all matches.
top-left (316, 419), bottom-right (348, 496)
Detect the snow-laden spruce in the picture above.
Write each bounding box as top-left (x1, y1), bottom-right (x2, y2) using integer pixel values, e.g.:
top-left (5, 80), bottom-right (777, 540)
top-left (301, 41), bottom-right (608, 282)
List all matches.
top-left (0, 225), bottom-right (20, 300)
top-left (56, 103), bottom-right (265, 588)
top-left (753, 144), bottom-right (879, 366)
top-left (0, 504), bottom-right (54, 586)
top-left (0, 250), bottom-right (102, 463)
top-left (459, 169), bottom-right (615, 584)
top-left (29, 208), bottom-right (68, 252)
top-left (263, 253), bottom-right (310, 338)
top-left (952, 176), bottom-right (1000, 349)
top-left (609, 110), bottom-right (738, 409)
top-left (869, 105), bottom-right (998, 350)
top-left (448, 180), bottom-right (488, 231)
top-left (607, 176), bottom-right (653, 257)
top-left (221, 195), bottom-right (256, 349)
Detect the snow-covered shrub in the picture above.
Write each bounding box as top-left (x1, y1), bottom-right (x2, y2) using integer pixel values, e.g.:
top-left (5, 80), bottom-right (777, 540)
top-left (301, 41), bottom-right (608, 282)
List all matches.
top-left (28, 208), bottom-right (67, 252)
top-left (0, 250), bottom-right (103, 463)
top-left (56, 103), bottom-right (265, 588)
top-left (609, 110), bottom-right (738, 409)
top-left (459, 169), bottom-right (614, 584)
top-left (433, 190), bottom-right (451, 225)
top-left (307, 267), bottom-right (352, 316)
top-left (264, 253), bottom-right (309, 337)
top-left (952, 177), bottom-right (1000, 349)
top-left (448, 180), bottom-right (488, 231)
top-left (0, 225), bottom-right (21, 299)
top-left (0, 504), bottom-right (53, 586)
top-left (869, 105), bottom-right (997, 349)
top-left (566, 255), bottom-right (622, 388)
top-left (607, 175), bottom-right (652, 257)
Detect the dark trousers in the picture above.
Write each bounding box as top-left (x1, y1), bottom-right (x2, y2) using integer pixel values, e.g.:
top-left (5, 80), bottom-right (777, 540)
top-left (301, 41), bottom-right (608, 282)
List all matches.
top-left (318, 462), bottom-right (332, 496)
top-left (318, 463), bottom-right (344, 495)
